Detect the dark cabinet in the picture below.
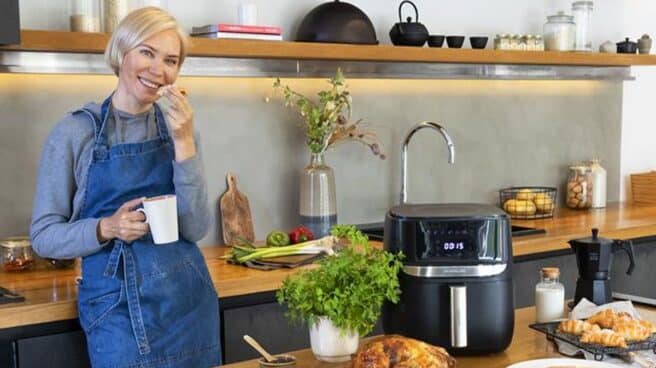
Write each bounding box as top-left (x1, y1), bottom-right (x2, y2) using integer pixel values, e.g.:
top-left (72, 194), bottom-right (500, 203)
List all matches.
top-left (16, 331), bottom-right (90, 368)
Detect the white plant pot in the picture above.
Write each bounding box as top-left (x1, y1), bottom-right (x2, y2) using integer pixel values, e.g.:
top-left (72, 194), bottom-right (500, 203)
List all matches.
top-left (309, 316), bottom-right (359, 362)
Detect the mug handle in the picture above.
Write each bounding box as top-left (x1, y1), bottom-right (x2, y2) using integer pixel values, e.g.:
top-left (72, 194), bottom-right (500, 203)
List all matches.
top-left (136, 208), bottom-right (149, 224)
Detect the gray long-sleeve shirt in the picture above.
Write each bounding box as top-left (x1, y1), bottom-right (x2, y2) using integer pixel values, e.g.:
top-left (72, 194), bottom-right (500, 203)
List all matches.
top-left (30, 102), bottom-right (211, 259)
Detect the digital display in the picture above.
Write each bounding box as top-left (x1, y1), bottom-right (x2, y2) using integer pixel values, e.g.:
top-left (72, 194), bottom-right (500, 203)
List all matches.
top-left (443, 242), bottom-right (465, 251)
top-left (415, 219), bottom-right (496, 261)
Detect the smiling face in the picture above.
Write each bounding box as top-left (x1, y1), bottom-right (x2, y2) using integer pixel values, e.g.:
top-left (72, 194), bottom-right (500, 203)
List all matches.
top-left (113, 29), bottom-right (181, 113)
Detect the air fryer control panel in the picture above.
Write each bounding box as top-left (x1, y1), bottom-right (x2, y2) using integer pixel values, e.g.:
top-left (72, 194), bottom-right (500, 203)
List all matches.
top-left (384, 204), bottom-right (511, 267)
top-left (415, 219), bottom-right (498, 262)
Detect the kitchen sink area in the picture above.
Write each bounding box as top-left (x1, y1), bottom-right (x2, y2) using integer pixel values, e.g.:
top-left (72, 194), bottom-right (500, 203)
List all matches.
top-left (357, 222), bottom-right (546, 241)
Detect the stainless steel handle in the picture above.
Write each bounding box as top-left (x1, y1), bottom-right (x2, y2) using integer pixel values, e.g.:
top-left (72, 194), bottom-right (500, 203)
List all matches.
top-left (450, 285), bottom-right (467, 348)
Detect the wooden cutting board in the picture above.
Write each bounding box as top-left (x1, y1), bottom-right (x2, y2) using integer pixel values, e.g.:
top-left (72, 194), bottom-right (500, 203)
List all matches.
top-left (219, 173), bottom-right (255, 246)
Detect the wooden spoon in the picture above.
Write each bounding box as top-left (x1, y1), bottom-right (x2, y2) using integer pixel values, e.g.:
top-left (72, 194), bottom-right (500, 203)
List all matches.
top-left (243, 335), bottom-right (276, 362)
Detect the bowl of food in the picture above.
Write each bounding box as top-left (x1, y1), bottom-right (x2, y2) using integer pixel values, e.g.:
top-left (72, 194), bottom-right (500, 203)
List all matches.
top-left (257, 355), bottom-right (296, 367)
top-left (499, 187), bottom-right (557, 219)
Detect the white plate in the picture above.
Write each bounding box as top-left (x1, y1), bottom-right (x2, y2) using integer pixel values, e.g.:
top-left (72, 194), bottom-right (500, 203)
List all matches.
top-left (506, 358), bottom-right (621, 368)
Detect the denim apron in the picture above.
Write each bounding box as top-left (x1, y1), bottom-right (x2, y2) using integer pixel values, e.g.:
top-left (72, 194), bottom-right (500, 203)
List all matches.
top-left (75, 95), bottom-right (221, 368)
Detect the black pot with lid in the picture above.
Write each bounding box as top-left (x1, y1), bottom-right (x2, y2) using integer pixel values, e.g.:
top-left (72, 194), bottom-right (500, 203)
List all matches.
top-left (389, 0), bottom-right (429, 46)
top-left (296, 0), bottom-right (378, 44)
top-left (617, 37), bottom-right (638, 54)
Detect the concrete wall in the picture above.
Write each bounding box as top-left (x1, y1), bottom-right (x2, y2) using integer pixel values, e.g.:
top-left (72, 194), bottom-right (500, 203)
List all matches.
top-left (0, 74), bottom-right (622, 245)
top-left (3, 0), bottom-right (644, 245)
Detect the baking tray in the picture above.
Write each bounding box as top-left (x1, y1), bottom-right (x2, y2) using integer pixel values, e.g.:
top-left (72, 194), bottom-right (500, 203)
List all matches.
top-left (530, 321), bottom-right (656, 361)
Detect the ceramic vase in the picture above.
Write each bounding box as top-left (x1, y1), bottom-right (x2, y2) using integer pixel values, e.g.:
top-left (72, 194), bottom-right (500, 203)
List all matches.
top-left (309, 317), bottom-right (359, 363)
top-left (299, 153), bottom-right (336, 238)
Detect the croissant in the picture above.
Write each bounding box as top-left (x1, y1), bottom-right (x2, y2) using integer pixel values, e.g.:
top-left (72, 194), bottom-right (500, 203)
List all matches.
top-left (580, 329), bottom-right (628, 348)
top-left (613, 320), bottom-right (651, 342)
top-left (638, 319), bottom-right (656, 334)
top-left (557, 319), bottom-right (601, 336)
top-left (586, 309), bottom-right (618, 329)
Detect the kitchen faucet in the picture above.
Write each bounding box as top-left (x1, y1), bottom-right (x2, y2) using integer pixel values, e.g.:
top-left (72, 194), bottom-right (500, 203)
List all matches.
top-left (400, 122), bottom-right (455, 204)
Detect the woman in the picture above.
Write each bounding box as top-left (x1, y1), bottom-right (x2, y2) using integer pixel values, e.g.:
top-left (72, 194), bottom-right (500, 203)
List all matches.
top-left (30, 7), bottom-right (220, 368)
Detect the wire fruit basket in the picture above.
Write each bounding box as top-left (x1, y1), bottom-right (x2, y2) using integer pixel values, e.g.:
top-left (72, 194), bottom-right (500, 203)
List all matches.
top-left (530, 321), bottom-right (656, 361)
top-left (499, 187), bottom-right (557, 219)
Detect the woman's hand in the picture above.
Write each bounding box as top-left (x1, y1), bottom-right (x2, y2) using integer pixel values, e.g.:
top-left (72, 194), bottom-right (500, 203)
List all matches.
top-left (97, 197), bottom-right (149, 243)
top-left (160, 85), bottom-right (196, 161)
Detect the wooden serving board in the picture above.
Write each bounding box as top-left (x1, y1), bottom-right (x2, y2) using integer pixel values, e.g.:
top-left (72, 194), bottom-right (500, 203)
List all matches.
top-left (219, 173), bottom-right (255, 246)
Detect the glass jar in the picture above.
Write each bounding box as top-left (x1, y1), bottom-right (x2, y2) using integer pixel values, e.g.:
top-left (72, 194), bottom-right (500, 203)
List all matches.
top-left (589, 159), bottom-right (606, 208)
top-left (544, 11), bottom-right (576, 51)
top-left (103, 0), bottom-right (128, 33)
top-left (535, 267), bottom-right (565, 323)
top-left (572, 1), bottom-right (594, 51)
top-left (69, 0), bottom-right (100, 32)
top-left (525, 35), bottom-right (535, 51)
top-left (566, 165), bottom-right (593, 209)
top-left (534, 35), bottom-right (545, 51)
top-left (1, 237), bottom-right (35, 272)
top-left (495, 34), bottom-right (510, 50)
top-left (510, 34), bottom-right (521, 50)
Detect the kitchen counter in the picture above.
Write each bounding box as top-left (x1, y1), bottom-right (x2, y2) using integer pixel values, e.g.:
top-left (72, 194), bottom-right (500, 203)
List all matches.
top-left (511, 202), bottom-right (656, 258)
top-left (1, 202), bottom-right (656, 329)
top-left (221, 304), bottom-right (656, 368)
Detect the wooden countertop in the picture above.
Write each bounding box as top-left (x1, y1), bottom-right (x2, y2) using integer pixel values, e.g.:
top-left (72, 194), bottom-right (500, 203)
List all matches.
top-left (1, 202), bottom-right (656, 329)
top-left (511, 202), bottom-right (656, 257)
top-left (221, 305), bottom-right (656, 368)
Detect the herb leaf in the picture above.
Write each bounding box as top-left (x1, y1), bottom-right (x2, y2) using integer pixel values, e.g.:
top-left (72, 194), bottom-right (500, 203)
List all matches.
top-left (276, 225), bottom-right (404, 336)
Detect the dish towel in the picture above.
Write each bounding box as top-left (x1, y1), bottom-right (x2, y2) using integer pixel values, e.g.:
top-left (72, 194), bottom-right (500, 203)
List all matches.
top-left (555, 298), bottom-right (656, 367)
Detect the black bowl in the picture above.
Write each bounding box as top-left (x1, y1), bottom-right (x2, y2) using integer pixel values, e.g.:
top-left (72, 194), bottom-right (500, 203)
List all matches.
top-left (446, 35), bottom-right (465, 48)
top-left (470, 36), bottom-right (488, 49)
top-left (427, 35), bottom-right (445, 47)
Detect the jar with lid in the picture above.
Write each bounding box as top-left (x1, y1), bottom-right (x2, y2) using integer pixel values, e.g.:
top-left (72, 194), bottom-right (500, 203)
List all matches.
top-left (69, 0), bottom-right (100, 32)
top-left (572, 1), bottom-right (594, 51)
top-left (534, 35), bottom-right (545, 51)
top-left (589, 159), bottom-right (606, 208)
top-left (543, 11), bottom-right (576, 51)
top-left (103, 0), bottom-right (128, 33)
top-left (525, 35), bottom-right (536, 51)
top-left (535, 267), bottom-right (565, 323)
top-left (0, 237), bottom-right (35, 272)
top-left (495, 34), bottom-right (510, 50)
top-left (510, 34), bottom-right (521, 50)
top-left (566, 165), bottom-right (593, 209)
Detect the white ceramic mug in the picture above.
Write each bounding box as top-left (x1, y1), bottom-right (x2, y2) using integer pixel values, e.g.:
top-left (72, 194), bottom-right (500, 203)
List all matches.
top-left (138, 195), bottom-right (179, 244)
top-left (238, 3), bottom-right (257, 25)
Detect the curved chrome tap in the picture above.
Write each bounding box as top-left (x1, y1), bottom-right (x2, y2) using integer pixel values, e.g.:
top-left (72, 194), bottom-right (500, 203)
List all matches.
top-left (400, 122), bottom-right (455, 204)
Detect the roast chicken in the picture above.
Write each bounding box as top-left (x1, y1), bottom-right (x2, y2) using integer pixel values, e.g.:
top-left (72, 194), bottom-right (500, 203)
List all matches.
top-left (347, 335), bottom-right (456, 368)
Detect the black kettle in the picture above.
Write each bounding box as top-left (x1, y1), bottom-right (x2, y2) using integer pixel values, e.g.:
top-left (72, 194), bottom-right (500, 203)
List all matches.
top-left (389, 0), bottom-right (429, 46)
top-left (569, 228), bottom-right (636, 306)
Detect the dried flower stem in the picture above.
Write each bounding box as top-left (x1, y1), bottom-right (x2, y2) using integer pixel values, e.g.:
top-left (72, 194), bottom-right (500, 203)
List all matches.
top-left (273, 68), bottom-right (385, 159)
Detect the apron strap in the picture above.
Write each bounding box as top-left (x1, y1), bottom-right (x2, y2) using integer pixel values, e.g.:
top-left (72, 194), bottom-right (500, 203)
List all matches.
top-left (153, 103), bottom-right (171, 142)
top-left (103, 240), bottom-right (151, 355)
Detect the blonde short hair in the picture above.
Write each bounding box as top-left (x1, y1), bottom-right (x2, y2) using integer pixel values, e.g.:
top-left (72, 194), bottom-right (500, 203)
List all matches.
top-left (105, 7), bottom-right (188, 76)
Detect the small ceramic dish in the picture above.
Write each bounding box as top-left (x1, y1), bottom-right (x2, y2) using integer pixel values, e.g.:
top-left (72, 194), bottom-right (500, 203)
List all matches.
top-left (258, 354), bottom-right (297, 367)
top-left (446, 35), bottom-right (465, 48)
top-left (427, 35), bottom-right (445, 47)
top-left (469, 36), bottom-right (488, 49)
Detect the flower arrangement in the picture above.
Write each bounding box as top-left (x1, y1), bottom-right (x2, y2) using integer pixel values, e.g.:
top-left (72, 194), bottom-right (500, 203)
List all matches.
top-left (273, 68), bottom-right (385, 159)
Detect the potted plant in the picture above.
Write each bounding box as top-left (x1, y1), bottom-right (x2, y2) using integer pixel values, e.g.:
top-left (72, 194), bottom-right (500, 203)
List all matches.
top-left (276, 225), bottom-right (403, 362)
top-left (272, 70), bottom-right (385, 238)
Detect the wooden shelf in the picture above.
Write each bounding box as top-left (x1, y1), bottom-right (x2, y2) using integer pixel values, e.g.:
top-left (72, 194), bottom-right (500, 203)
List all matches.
top-left (4, 30), bottom-right (656, 67)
